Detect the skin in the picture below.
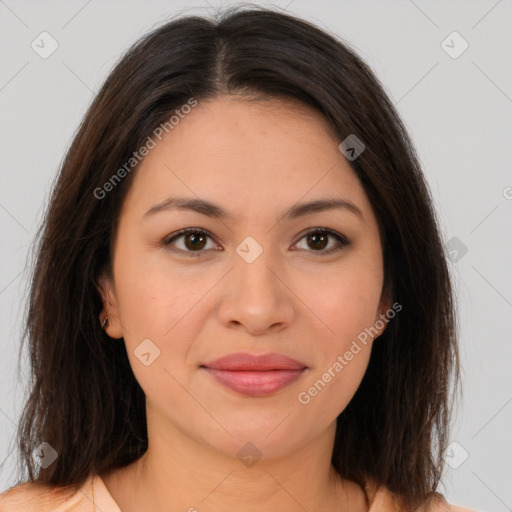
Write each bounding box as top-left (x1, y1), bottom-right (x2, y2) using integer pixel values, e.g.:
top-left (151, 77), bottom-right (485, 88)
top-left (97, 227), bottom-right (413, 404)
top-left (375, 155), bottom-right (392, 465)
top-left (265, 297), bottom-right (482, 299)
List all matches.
top-left (98, 95), bottom-right (391, 512)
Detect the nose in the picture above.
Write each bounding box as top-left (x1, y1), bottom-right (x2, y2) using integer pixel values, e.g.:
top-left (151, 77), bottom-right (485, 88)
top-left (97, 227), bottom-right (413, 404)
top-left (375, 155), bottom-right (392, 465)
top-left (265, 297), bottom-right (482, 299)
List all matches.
top-left (217, 248), bottom-right (295, 336)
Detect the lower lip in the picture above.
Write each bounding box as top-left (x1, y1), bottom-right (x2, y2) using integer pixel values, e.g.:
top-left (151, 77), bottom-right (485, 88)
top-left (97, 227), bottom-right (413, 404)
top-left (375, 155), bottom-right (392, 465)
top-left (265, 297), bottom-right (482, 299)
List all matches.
top-left (202, 368), bottom-right (306, 397)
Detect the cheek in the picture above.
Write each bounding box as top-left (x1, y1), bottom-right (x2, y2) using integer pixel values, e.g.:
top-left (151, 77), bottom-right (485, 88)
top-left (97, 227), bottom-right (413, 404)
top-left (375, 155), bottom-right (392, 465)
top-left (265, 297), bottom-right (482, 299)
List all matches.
top-left (113, 249), bottom-right (216, 395)
top-left (296, 277), bottom-right (378, 424)
top-left (114, 257), bottom-right (197, 403)
top-left (114, 245), bottom-right (197, 336)
top-left (302, 254), bottom-right (384, 345)
top-left (292, 256), bottom-right (383, 419)
top-left (299, 348), bottom-right (371, 429)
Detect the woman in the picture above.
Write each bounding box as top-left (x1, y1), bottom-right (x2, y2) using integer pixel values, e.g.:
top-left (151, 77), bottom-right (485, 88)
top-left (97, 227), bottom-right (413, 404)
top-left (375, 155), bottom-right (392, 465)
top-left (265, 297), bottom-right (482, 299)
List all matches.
top-left (0, 5), bottom-right (477, 511)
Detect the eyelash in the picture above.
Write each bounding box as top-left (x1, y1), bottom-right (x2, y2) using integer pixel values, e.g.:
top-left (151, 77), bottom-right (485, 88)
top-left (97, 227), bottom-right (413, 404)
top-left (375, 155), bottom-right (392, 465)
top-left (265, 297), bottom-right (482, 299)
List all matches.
top-left (162, 228), bottom-right (351, 257)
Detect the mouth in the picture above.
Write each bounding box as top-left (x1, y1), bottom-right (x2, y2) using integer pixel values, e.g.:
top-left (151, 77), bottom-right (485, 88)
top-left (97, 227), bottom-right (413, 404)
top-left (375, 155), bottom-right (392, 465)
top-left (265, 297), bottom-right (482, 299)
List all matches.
top-left (200, 352), bottom-right (308, 397)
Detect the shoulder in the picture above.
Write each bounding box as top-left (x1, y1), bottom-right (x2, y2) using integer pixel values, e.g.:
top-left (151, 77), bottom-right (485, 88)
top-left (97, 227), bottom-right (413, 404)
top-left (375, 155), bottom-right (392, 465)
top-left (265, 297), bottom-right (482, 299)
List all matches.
top-left (0, 478), bottom-right (89, 512)
top-left (433, 499), bottom-right (481, 512)
top-left (419, 491), bottom-right (481, 512)
top-left (367, 482), bottom-right (481, 512)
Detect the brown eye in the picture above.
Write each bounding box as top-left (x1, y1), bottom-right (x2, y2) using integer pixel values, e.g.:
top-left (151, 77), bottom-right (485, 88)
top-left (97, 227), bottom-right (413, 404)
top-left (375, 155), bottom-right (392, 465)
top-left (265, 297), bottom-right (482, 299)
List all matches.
top-left (306, 232), bottom-right (329, 251)
top-left (295, 229), bottom-right (350, 255)
top-left (183, 232), bottom-right (207, 251)
top-left (163, 229), bottom-right (218, 256)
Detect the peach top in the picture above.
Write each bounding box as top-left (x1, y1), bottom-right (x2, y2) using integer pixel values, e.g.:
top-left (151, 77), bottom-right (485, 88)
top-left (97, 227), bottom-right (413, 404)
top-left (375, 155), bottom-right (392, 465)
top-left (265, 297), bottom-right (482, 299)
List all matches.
top-left (0, 474), bottom-right (479, 511)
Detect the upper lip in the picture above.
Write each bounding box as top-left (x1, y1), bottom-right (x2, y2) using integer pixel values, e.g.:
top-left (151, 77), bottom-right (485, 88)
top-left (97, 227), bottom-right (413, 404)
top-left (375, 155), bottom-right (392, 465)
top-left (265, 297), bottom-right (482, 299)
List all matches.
top-left (201, 352), bottom-right (307, 371)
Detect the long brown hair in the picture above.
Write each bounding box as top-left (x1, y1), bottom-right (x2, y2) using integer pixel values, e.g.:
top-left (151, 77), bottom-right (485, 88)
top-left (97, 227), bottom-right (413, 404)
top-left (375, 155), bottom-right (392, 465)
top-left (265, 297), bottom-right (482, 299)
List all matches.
top-left (7, 5), bottom-right (459, 511)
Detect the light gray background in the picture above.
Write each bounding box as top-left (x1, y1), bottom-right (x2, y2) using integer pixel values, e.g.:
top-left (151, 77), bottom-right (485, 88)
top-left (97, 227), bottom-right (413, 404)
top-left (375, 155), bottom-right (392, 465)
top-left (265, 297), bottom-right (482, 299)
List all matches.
top-left (0, 1), bottom-right (511, 510)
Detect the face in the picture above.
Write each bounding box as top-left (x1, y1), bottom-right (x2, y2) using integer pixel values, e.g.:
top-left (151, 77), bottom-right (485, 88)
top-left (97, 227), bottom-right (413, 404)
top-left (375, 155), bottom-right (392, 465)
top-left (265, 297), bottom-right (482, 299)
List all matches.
top-left (100, 95), bottom-right (391, 461)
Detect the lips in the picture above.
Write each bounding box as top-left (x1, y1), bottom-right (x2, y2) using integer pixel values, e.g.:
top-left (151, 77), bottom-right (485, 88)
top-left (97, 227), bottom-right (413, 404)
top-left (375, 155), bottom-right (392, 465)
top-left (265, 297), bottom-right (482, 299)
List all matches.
top-left (200, 352), bottom-right (308, 397)
top-left (202, 352), bottom-right (307, 371)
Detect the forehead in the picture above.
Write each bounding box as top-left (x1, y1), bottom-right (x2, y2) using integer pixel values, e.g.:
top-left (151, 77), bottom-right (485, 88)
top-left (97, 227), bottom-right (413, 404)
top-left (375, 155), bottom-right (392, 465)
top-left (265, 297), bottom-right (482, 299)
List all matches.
top-left (122, 96), bottom-right (372, 220)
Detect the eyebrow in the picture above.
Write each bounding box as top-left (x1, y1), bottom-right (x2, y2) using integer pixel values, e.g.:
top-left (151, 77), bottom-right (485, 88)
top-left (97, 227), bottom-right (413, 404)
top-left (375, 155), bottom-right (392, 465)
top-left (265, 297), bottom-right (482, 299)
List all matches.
top-left (143, 196), bottom-right (364, 222)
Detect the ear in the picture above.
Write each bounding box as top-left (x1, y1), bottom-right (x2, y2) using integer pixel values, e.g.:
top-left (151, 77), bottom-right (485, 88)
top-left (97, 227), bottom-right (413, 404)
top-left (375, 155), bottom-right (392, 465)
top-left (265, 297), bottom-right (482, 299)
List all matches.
top-left (373, 283), bottom-right (395, 340)
top-left (96, 270), bottom-right (124, 339)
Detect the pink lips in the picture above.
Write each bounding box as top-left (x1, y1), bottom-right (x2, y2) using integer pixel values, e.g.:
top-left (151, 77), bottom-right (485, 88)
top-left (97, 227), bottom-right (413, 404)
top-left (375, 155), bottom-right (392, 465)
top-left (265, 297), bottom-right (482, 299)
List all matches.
top-left (201, 352), bottom-right (307, 397)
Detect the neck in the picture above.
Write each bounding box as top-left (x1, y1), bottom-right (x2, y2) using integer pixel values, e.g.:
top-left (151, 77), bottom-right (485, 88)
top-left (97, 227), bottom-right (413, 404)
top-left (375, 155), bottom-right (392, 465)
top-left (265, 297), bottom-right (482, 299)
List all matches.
top-left (101, 410), bottom-right (369, 512)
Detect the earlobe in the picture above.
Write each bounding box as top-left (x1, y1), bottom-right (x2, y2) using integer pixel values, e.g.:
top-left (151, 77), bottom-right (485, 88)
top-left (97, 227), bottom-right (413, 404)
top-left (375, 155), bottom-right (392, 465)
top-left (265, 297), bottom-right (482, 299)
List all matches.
top-left (96, 271), bottom-right (124, 339)
top-left (374, 295), bottom-right (394, 340)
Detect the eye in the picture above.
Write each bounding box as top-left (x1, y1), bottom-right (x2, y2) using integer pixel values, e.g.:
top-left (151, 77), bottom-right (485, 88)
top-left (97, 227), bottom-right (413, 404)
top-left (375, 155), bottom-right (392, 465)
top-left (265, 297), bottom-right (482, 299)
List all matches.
top-left (163, 228), bottom-right (220, 257)
top-left (162, 227), bottom-right (350, 257)
top-left (293, 228), bottom-right (350, 255)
